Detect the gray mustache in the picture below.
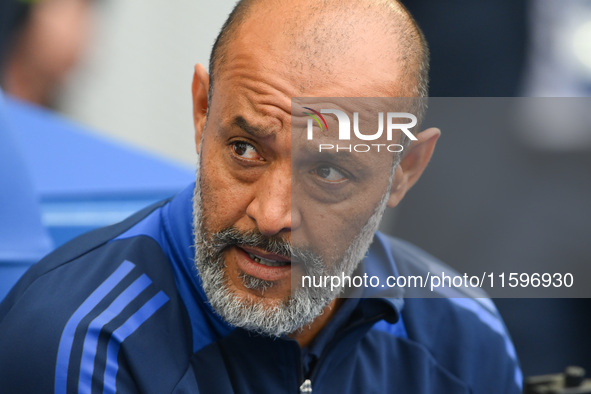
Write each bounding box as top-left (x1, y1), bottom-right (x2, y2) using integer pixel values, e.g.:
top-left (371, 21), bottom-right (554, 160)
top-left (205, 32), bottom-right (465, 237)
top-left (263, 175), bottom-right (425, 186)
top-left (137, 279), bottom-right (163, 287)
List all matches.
top-left (207, 227), bottom-right (323, 272)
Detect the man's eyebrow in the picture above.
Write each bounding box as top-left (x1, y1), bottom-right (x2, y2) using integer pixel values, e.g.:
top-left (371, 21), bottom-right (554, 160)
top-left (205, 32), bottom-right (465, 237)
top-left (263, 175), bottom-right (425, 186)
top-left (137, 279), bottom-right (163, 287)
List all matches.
top-left (315, 150), bottom-right (354, 163)
top-left (233, 116), bottom-right (275, 138)
top-left (298, 148), bottom-right (367, 168)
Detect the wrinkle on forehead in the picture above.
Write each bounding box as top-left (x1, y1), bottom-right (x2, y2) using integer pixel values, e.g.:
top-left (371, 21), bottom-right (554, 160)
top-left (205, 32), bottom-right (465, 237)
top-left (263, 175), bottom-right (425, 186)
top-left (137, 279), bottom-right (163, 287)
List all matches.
top-left (213, 0), bottom-right (420, 97)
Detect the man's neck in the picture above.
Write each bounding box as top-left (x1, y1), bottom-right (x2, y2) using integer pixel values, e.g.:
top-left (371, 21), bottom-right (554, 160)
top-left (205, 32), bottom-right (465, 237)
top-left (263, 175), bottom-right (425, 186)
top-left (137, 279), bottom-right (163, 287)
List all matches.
top-left (289, 298), bottom-right (344, 347)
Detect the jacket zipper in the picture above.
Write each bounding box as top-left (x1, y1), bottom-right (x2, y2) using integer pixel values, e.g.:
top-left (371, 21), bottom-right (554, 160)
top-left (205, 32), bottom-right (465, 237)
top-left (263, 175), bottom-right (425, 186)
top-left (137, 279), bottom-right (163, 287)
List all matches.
top-left (299, 379), bottom-right (313, 393)
top-left (305, 312), bottom-right (390, 387)
top-left (297, 343), bottom-right (311, 393)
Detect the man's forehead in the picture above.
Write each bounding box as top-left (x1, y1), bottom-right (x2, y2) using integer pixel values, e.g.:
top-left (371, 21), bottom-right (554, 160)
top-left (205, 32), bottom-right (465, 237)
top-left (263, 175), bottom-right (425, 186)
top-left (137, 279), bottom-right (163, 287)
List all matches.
top-left (215, 0), bottom-right (409, 98)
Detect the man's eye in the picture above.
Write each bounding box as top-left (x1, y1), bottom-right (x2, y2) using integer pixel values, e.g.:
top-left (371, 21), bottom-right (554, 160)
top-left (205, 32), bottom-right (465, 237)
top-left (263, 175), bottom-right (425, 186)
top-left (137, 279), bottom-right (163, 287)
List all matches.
top-left (231, 141), bottom-right (261, 160)
top-left (313, 165), bottom-right (348, 183)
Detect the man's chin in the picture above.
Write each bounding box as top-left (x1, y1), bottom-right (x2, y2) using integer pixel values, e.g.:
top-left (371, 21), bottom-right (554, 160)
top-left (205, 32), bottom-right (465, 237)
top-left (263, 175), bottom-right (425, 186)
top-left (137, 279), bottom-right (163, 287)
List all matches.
top-left (232, 281), bottom-right (290, 306)
top-left (205, 272), bottom-right (332, 337)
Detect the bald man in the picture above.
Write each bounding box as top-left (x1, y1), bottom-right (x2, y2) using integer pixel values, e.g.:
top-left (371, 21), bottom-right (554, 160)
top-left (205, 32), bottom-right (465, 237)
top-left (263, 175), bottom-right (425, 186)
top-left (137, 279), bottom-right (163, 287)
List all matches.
top-left (0, 0), bottom-right (521, 393)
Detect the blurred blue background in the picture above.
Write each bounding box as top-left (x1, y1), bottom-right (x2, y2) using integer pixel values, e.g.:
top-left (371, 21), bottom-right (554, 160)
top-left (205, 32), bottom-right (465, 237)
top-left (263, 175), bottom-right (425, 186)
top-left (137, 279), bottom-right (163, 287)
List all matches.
top-left (0, 93), bottom-right (193, 300)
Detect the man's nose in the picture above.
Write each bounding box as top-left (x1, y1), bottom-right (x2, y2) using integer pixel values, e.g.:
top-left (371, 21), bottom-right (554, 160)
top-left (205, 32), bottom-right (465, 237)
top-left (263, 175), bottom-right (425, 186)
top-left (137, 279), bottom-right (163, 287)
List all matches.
top-left (245, 164), bottom-right (293, 236)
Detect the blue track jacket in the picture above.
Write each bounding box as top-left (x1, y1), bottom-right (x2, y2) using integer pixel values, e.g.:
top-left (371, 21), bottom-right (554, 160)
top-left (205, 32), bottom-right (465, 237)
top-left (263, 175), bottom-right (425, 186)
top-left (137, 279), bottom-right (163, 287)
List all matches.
top-left (0, 184), bottom-right (522, 393)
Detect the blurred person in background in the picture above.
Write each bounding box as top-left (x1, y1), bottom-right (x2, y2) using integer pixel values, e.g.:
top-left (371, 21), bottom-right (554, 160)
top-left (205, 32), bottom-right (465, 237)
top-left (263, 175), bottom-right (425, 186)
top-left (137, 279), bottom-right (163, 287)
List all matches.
top-left (394, 0), bottom-right (591, 377)
top-left (0, 0), bottom-right (194, 300)
top-left (0, 0), bottom-right (93, 107)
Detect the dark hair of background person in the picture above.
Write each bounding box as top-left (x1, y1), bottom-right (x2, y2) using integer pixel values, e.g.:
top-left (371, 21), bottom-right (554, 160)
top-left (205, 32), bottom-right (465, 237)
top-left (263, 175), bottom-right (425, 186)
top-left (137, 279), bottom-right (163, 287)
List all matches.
top-left (0, 0), bottom-right (31, 72)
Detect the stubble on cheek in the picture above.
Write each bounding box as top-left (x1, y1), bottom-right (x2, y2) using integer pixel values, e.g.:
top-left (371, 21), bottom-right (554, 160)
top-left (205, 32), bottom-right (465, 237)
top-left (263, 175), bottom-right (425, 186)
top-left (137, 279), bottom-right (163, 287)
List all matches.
top-left (197, 171), bottom-right (292, 304)
top-left (295, 201), bottom-right (376, 274)
top-left (198, 162), bottom-right (238, 236)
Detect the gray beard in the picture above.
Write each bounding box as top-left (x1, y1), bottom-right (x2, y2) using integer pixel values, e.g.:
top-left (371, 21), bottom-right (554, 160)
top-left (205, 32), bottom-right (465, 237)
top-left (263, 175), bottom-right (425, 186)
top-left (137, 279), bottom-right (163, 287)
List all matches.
top-left (192, 162), bottom-right (392, 337)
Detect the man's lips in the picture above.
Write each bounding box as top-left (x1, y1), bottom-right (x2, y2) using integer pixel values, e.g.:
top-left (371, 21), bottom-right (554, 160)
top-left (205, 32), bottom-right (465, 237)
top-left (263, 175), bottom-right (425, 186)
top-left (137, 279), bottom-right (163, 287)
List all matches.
top-left (234, 246), bottom-right (291, 282)
top-left (240, 245), bottom-right (291, 265)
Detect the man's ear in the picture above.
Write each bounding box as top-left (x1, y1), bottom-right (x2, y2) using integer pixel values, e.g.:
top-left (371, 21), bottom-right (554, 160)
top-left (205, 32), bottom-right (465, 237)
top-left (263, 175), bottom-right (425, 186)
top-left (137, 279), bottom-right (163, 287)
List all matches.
top-left (387, 127), bottom-right (440, 207)
top-left (192, 63), bottom-right (210, 153)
